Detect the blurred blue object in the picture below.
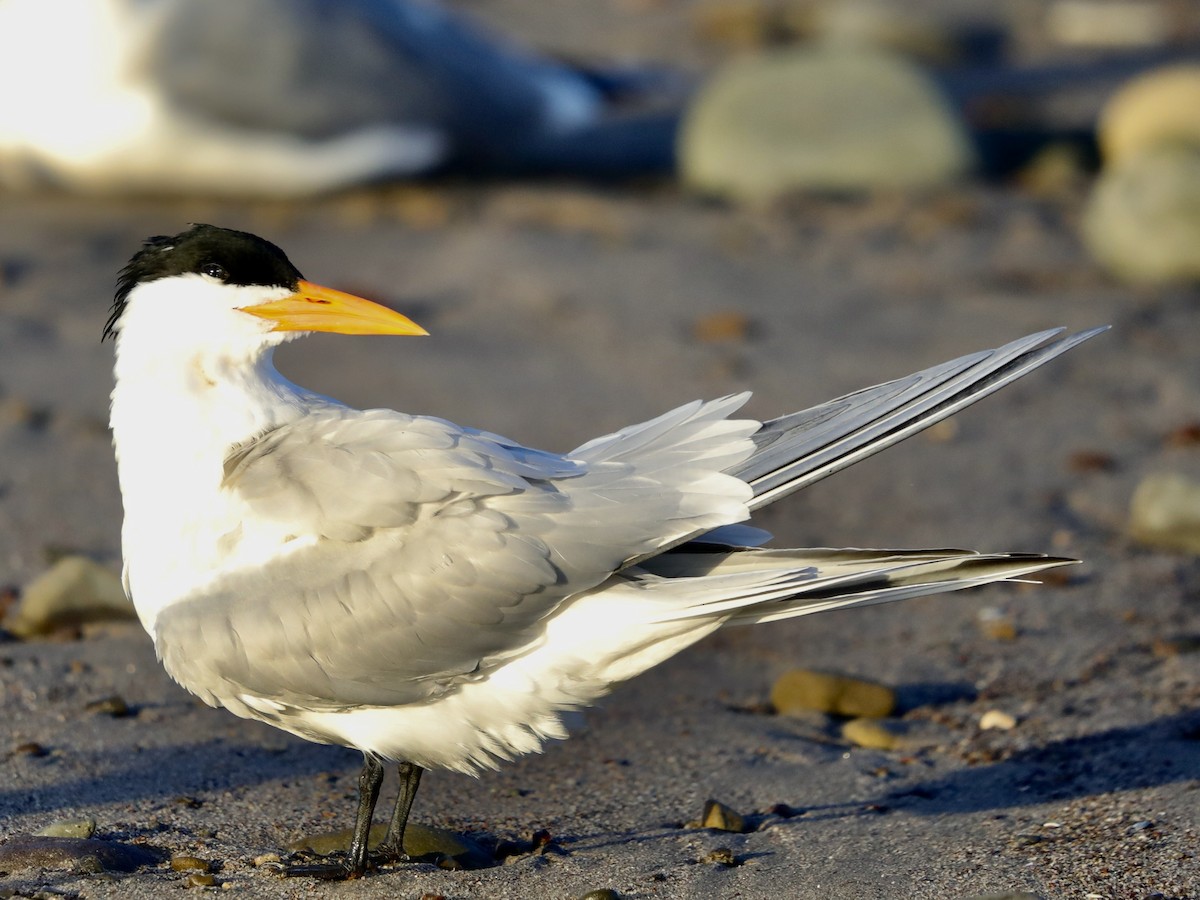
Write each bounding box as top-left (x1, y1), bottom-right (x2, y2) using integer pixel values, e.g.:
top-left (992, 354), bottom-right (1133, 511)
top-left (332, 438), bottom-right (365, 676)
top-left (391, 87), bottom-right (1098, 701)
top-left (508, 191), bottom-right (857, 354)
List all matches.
top-left (0, 0), bottom-right (678, 196)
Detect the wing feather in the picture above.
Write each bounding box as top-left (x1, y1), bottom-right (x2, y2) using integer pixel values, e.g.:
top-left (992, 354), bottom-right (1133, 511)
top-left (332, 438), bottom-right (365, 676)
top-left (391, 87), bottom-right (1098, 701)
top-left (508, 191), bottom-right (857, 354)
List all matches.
top-left (158, 399), bottom-right (756, 709)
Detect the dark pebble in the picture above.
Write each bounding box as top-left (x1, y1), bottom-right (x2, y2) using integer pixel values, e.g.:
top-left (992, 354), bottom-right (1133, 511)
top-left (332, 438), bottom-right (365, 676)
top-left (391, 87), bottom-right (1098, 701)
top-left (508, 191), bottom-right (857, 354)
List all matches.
top-left (705, 847), bottom-right (738, 867)
top-left (85, 695), bottom-right (132, 717)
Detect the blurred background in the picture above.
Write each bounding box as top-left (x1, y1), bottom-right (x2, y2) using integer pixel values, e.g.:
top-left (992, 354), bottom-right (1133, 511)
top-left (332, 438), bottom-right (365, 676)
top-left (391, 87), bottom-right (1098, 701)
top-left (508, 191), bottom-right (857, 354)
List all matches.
top-left (0, 1), bottom-right (1198, 896)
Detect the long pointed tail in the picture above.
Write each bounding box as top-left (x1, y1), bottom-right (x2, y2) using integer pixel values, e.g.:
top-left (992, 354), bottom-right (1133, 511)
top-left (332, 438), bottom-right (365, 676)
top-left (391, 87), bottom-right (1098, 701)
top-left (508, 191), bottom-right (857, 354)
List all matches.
top-left (734, 327), bottom-right (1108, 511)
top-left (634, 547), bottom-right (1075, 626)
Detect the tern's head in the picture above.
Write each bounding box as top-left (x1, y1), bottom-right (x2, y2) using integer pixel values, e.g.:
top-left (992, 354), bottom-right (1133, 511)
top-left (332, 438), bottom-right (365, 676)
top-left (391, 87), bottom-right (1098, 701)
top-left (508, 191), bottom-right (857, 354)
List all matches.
top-left (105, 225), bottom-right (427, 355)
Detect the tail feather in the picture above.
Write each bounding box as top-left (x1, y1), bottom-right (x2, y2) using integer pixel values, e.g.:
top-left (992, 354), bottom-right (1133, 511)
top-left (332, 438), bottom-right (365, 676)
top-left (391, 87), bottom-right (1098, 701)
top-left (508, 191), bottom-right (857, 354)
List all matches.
top-left (736, 327), bottom-right (1108, 511)
top-left (633, 548), bottom-right (1074, 625)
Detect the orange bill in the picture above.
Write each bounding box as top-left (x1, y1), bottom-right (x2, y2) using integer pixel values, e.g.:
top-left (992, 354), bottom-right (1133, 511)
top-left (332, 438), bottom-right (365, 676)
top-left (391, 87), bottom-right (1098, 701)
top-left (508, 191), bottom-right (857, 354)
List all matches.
top-left (241, 280), bottom-right (428, 336)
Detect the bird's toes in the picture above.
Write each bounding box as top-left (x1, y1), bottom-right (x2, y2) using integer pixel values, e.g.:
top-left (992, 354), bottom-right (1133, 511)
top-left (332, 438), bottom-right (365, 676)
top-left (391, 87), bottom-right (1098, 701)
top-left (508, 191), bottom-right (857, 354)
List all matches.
top-left (271, 851), bottom-right (365, 880)
top-left (370, 843), bottom-right (412, 866)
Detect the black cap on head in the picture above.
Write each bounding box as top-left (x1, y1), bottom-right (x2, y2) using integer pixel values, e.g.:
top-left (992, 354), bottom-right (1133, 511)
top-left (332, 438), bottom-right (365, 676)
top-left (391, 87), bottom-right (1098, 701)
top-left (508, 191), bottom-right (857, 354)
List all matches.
top-left (104, 225), bottom-right (305, 341)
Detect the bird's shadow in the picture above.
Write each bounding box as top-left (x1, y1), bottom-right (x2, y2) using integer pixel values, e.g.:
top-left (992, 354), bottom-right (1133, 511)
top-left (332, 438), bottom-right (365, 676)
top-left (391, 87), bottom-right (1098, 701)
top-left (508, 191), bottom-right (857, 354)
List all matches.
top-left (0, 734), bottom-right (357, 825)
top-left (2, 710), bottom-right (1197, 845)
top-left (806, 709), bottom-right (1200, 820)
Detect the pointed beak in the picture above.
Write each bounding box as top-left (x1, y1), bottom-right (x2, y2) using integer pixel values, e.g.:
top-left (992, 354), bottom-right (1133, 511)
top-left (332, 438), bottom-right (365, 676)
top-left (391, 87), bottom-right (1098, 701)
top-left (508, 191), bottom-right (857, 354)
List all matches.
top-left (240, 280), bottom-right (428, 336)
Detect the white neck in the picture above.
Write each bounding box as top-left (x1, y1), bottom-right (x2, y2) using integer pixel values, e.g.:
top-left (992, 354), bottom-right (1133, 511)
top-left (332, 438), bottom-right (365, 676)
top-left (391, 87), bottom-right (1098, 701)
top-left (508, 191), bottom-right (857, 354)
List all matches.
top-left (108, 277), bottom-right (323, 630)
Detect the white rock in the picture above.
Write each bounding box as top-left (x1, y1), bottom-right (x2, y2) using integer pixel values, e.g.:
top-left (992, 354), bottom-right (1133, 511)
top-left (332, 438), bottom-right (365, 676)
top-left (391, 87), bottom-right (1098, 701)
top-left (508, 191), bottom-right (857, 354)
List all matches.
top-left (979, 709), bottom-right (1017, 731)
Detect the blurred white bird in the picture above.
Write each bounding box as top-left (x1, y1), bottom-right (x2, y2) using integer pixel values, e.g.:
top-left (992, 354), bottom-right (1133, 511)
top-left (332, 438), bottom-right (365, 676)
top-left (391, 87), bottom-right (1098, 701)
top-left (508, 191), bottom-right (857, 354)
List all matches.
top-left (0, 0), bottom-right (674, 196)
top-left (106, 225), bottom-right (1103, 877)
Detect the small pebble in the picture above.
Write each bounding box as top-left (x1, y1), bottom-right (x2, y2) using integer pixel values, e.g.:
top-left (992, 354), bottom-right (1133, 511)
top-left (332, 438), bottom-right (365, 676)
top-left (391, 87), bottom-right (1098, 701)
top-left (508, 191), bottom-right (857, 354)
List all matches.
top-left (186, 872), bottom-right (216, 887)
top-left (693, 311), bottom-right (753, 343)
top-left (699, 799), bottom-right (747, 833)
top-left (1067, 450), bottom-right (1117, 473)
top-left (1166, 423), bottom-right (1200, 447)
top-left (1152, 636), bottom-right (1200, 657)
top-left (85, 695), bottom-right (132, 717)
top-left (13, 741), bottom-right (49, 757)
top-left (980, 710), bottom-right (1018, 731)
top-left (252, 853), bottom-right (282, 868)
top-left (577, 891), bottom-right (621, 900)
top-left (842, 717), bottom-right (903, 750)
top-left (35, 818), bottom-right (96, 839)
top-left (924, 419), bottom-right (959, 443)
top-left (705, 847), bottom-right (737, 867)
top-left (977, 607), bottom-right (1018, 641)
top-left (771, 669), bottom-right (896, 718)
top-left (171, 855), bottom-right (211, 872)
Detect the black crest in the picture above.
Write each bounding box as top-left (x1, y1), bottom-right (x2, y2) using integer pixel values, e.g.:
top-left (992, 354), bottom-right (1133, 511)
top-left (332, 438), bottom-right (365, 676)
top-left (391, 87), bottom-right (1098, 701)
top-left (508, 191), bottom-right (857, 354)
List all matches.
top-left (104, 224), bottom-right (305, 341)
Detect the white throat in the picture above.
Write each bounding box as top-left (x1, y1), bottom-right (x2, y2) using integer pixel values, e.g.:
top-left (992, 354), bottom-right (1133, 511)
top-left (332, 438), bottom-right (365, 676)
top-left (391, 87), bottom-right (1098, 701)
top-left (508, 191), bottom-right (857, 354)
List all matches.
top-left (108, 276), bottom-right (322, 632)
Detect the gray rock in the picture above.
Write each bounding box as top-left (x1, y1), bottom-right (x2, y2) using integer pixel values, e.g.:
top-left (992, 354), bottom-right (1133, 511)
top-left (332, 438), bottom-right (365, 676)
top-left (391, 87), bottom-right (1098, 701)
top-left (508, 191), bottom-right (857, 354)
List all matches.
top-left (680, 48), bottom-right (974, 202)
top-left (1082, 144), bottom-right (1200, 284)
top-left (4, 556), bottom-right (134, 638)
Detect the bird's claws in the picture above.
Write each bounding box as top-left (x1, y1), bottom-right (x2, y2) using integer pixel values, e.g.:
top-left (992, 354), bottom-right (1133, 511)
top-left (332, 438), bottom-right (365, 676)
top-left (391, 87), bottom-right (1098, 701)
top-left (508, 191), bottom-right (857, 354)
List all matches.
top-left (271, 850), bottom-right (366, 880)
top-left (268, 847), bottom-right (414, 880)
top-left (372, 843), bottom-right (412, 866)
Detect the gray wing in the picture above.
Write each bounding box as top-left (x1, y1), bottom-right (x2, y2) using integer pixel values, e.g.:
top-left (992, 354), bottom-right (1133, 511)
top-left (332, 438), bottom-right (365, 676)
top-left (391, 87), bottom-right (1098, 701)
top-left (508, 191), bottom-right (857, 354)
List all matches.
top-left (156, 399), bottom-right (756, 709)
top-left (144, 0), bottom-right (598, 152)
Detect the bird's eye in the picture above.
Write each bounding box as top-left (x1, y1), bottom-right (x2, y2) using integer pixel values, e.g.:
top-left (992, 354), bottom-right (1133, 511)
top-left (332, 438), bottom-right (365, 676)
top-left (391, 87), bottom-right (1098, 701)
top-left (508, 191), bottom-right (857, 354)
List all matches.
top-left (201, 263), bottom-right (228, 281)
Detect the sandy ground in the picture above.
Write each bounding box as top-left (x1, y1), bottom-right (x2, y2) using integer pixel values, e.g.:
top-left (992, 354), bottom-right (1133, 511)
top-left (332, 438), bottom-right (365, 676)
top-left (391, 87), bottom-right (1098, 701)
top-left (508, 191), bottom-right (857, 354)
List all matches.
top-left (2, 4), bottom-right (1200, 899)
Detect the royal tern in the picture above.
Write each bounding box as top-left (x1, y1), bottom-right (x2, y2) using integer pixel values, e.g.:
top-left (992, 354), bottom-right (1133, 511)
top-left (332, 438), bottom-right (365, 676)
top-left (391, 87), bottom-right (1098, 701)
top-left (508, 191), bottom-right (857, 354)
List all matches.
top-left (0, 0), bottom-right (673, 196)
top-left (106, 225), bottom-right (1103, 878)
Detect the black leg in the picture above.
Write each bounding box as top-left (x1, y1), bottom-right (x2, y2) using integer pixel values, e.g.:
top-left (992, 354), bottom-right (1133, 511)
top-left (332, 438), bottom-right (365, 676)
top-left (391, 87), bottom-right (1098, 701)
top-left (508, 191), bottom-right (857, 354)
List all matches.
top-left (376, 761), bottom-right (424, 861)
top-left (283, 752), bottom-right (385, 880)
top-left (348, 754), bottom-right (386, 875)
